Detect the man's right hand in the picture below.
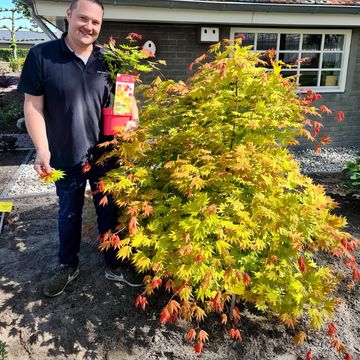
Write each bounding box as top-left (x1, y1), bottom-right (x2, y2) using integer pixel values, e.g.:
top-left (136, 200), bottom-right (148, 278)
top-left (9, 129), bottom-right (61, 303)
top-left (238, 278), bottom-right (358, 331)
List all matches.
top-left (34, 149), bottom-right (52, 175)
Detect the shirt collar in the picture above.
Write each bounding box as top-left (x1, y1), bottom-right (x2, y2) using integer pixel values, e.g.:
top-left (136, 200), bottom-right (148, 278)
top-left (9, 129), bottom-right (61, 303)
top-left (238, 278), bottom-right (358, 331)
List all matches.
top-left (60, 32), bottom-right (102, 58)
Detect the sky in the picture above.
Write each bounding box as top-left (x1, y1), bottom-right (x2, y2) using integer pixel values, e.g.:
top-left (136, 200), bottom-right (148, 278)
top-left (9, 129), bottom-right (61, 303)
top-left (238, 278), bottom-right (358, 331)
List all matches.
top-left (0, 0), bottom-right (40, 31)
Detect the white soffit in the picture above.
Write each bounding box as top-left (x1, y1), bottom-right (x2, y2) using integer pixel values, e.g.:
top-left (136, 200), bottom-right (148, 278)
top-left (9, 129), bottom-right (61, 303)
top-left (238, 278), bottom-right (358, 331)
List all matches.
top-left (34, 1), bottom-right (360, 27)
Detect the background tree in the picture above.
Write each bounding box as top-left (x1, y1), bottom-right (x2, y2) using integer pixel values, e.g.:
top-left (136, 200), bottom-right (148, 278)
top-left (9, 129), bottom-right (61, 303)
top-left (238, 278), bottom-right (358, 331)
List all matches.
top-left (0, 2), bottom-right (42, 60)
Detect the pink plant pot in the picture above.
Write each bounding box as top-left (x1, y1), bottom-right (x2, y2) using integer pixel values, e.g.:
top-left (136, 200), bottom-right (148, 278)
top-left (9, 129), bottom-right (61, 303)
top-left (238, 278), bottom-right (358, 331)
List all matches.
top-left (102, 107), bottom-right (130, 135)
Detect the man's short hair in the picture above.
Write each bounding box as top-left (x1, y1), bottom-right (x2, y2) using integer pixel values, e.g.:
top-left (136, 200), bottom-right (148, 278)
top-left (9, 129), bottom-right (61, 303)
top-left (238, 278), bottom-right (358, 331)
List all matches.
top-left (69, 0), bottom-right (104, 11)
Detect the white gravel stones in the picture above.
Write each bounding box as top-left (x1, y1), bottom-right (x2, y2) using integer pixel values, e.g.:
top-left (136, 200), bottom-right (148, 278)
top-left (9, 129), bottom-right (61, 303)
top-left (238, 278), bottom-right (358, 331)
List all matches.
top-left (7, 153), bottom-right (55, 196)
top-left (4, 147), bottom-right (359, 197)
top-left (291, 147), bottom-right (358, 174)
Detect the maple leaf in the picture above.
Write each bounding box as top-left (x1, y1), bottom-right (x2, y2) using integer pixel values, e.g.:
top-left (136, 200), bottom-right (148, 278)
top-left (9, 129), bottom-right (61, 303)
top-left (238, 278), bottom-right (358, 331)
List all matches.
top-left (99, 196), bottom-right (108, 207)
top-left (298, 256), bottom-right (307, 273)
top-left (82, 162), bottom-right (91, 173)
top-left (193, 342), bottom-right (203, 353)
top-left (128, 216), bottom-right (138, 236)
top-left (194, 254), bottom-right (203, 264)
top-left (198, 329), bottom-right (209, 343)
top-left (110, 234), bottom-right (121, 249)
top-left (294, 331), bottom-right (307, 345)
top-left (344, 353), bottom-right (352, 360)
top-left (243, 273), bottom-right (251, 287)
top-left (337, 111), bottom-right (345, 122)
top-left (221, 313), bottom-right (228, 325)
top-left (327, 322), bottom-right (337, 337)
top-left (160, 307), bottom-right (171, 324)
top-left (306, 351), bottom-right (313, 360)
top-left (151, 277), bottom-right (162, 289)
top-left (186, 328), bottom-right (196, 341)
top-left (232, 306), bottom-right (240, 324)
top-left (319, 105), bottom-right (332, 114)
top-left (280, 313), bottom-right (297, 329)
top-left (165, 279), bottom-right (174, 292)
top-left (167, 300), bottom-right (181, 315)
top-left (320, 136), bottom-right (331, 144)
top-left (193, 306), bottom-right (206, 322)
top-left (39, 169), bottom-right (65, 183)
top-left (352, 267), bottom-right (360, 280)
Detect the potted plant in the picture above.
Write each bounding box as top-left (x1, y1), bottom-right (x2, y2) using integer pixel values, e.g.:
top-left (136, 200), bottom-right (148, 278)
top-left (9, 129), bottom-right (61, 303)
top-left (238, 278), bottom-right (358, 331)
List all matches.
top-left (102, 33), bottom-right (162, 135)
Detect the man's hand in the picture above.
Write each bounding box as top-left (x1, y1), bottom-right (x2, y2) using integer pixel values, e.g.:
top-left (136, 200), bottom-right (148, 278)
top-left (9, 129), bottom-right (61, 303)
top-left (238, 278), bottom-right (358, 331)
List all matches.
top-left (125, 119), bottom-right (139, 132)
top-left (24, 93), bottom-right (52, 175)
top-left (34, 148), bottom-right (52, 175)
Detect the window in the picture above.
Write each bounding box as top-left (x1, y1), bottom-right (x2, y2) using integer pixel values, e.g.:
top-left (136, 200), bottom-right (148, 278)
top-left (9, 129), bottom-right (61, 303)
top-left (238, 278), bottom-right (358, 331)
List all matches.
top-left (230, 28), bottom-right (352, 92)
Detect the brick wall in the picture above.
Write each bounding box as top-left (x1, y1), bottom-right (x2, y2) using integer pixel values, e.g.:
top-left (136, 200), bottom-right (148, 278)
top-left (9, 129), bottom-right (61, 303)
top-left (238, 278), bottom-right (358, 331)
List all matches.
top-left (99, 22), bottom-right (360, 148)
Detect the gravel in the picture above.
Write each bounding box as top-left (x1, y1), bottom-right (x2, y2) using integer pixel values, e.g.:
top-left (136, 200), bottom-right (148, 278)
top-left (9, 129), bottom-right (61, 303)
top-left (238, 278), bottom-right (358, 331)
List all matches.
top-left (291, 147), bottom-right (358, 174)
top-left (3, 147), bottom-right (359, 197)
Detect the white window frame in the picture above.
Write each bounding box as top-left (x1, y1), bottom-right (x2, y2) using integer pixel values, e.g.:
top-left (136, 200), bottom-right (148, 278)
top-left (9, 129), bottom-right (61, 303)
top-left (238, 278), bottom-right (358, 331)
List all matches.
top-left (230, 27), bottom-right (352, 93)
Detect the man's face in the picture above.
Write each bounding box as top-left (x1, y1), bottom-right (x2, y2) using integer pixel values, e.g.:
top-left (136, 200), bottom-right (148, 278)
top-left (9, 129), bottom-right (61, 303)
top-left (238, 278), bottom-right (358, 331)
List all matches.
top-left (66, 0), bottom-right (103, 48)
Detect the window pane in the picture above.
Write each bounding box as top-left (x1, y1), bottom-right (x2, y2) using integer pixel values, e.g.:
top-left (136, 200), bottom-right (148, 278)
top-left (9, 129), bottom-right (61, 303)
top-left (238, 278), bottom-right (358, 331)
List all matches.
top-left (299, 71), bottom-right (318, 86)
top-left (302, 34), bottom-right (322, 51)
top-left (324, 35), bottom-right (344, 51)
top-left (279, 34), bottom-right (300, 50)
top-left (257, 33), bottom-right (277, 50)
top-left (235, 33), bottom-right (255, 47)
top-left (279, 52), bottom-right (300, 66)
top-left (300, 53), bottom-right (320, 68)
top-left (321, 71), bottom-right (340, 86)
top-left (322, 53), bottom-right (342, 68)
top-left (281, 71), bottom-right (298, 82)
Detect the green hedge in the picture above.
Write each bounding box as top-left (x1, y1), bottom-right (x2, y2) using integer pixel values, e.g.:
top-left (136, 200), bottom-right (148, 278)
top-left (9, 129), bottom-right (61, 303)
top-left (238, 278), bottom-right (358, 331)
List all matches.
top-left (0, 48), bottom-right (29, 62)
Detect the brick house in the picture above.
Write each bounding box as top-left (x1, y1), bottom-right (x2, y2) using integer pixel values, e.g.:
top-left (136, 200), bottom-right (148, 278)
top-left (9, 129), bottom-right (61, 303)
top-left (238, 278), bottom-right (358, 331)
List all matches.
top-left (21, 0), bottom-right (360, 147)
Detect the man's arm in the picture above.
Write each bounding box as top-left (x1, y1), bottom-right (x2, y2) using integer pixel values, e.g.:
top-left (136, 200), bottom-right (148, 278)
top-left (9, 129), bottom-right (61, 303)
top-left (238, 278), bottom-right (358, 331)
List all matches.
top-left (125, 97), bottom-right (140, 132)
top-left (24, 93), bottom-right (52, 175)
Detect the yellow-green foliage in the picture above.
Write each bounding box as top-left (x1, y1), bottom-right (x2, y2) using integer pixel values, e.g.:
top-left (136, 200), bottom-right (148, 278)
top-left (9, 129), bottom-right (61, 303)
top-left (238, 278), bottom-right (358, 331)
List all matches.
top-left (100, 39), bottom-right (358, 340)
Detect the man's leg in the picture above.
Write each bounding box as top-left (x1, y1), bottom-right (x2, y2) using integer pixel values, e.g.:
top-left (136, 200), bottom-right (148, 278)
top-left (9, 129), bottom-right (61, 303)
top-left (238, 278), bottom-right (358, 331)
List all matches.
top-left (44, 166), bottom-right (85, 297)
top-left (88, 162), bottom-right (121, 269)
top-left (56, 166), bottom-right (86, 267)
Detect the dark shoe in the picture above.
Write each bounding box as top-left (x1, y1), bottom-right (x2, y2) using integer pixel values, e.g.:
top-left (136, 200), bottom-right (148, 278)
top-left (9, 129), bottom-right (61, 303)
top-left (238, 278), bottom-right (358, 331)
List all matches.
top-left (44, 265), bottom-right (79, 297)
top-left (105, 265), bottom-right (143, 287)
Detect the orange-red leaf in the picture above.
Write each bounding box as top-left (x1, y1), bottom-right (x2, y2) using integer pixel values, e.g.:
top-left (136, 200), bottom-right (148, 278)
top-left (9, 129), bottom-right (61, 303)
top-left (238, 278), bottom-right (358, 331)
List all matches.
top-left (198, 329), bottom-right (209, 343)
top-left (186, 328), bottom-right (196, 341)
top-left (344, 353), bottom-right (352, 360)
top-left (193, 342), bottom-right (203, 353)
top-left (298, 256), bottom-right (307, 273)
top-left (160, 307), bottom-right (171, 324)
top-left (337, 111), bottom-right (345, 122)
top-left (221, 313), bottom-right (228, 325)
top-left (128, 216), bottom-right (138, 236)
top-left (327, 322), bottom-right (337, 337)
top-left (306, 351), bottom-right (313, 360)
top-left (99, 195), bottom-right (108, 207)
top-left (82, 163), bottom-right (91, 173)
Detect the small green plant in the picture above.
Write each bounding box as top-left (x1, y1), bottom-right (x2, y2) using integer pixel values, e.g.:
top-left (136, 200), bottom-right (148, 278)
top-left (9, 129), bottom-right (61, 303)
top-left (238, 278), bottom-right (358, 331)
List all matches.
top-left (102, 33), bottom-right (165, 82)
top-left (0, 340), bottom-right (7, 360)
top-left (9, 56), bottom-right (25, 72)
top-left (0, 101), bottom-right (23, 131)
top-left (345, 151), bottom-right (360, 188)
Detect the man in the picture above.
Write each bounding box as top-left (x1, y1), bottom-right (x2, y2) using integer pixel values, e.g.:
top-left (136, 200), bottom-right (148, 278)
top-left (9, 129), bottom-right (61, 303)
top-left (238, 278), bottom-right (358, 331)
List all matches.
top-left (18, 0), bottom-right (140, 297)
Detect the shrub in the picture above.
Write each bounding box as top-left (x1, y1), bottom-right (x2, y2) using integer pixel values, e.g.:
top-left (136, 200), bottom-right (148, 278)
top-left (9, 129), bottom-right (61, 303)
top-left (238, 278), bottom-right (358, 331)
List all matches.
top-left (99, 39), bottom-right (359, 354)
top-left (0, 48), bottom-right (28, 62)
top-left (9, 57), bottom-right (25, 72)
top-left (0, 101), bottom-right (23, 131)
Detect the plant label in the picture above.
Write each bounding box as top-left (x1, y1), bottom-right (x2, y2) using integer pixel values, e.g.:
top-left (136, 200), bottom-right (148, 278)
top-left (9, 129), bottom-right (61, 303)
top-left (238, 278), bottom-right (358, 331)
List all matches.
top-left (114, 74), bottom-right (135, 116)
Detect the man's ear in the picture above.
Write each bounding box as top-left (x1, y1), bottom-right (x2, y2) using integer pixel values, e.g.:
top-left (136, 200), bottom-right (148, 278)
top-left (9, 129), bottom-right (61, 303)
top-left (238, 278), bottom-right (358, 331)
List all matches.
top-left (66, 8), bottom-right (71, 21)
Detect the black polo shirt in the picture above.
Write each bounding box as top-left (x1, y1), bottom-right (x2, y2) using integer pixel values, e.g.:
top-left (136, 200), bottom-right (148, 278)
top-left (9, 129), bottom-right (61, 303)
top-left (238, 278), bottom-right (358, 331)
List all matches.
top-left (18, 33), bottom-right (112, 168)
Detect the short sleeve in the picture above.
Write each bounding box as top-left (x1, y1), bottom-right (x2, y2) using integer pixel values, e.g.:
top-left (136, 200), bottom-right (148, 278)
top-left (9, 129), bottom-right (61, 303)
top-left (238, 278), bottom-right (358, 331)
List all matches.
top-left (17, 47), bottom-right (44, 96)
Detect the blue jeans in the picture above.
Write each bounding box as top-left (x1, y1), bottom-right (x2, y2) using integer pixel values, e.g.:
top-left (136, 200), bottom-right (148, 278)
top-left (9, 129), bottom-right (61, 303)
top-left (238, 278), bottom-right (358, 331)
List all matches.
top-left (55, 162), bottom-right (121, 269)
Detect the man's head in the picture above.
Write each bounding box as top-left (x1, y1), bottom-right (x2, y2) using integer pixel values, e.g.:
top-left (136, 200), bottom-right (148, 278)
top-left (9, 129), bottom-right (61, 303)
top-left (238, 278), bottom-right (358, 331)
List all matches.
top-left (66, 0), bottom-right (104, 50)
